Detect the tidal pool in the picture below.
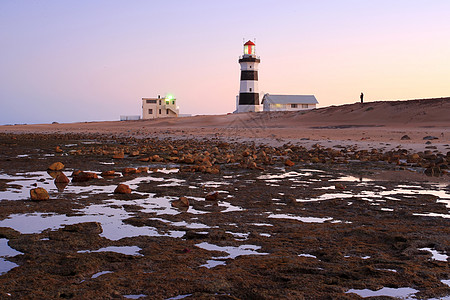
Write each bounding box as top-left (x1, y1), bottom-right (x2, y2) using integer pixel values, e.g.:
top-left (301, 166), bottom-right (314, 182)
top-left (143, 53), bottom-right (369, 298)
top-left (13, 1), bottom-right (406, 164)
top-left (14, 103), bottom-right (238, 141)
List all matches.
top-left (345, 287), bottom-right (419, 298)
top-left (196, 242), bottom-right (269, 268)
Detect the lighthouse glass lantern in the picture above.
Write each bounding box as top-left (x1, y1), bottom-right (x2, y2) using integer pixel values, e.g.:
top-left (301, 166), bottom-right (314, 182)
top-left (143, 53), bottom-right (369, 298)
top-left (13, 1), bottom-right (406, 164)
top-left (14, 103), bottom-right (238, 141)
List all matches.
top-left (243, 40), bottom-right (255, 56)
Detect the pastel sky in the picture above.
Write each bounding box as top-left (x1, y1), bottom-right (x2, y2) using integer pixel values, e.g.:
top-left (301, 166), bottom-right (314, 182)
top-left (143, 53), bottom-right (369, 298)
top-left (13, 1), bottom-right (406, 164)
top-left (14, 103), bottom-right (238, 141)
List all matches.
top-left (1, 1), bottom-right (449, 124)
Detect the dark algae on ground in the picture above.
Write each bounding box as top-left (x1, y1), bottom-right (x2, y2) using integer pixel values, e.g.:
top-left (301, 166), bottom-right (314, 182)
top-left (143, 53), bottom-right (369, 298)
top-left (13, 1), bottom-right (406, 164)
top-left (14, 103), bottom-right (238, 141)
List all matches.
top-left (0, 133), bottom-right (449, 299)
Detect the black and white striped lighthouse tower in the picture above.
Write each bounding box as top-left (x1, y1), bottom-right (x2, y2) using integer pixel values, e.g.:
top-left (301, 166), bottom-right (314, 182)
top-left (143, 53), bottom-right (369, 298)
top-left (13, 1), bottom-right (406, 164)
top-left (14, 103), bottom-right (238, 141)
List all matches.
top-left (236, 40), bottom-right (261, 113)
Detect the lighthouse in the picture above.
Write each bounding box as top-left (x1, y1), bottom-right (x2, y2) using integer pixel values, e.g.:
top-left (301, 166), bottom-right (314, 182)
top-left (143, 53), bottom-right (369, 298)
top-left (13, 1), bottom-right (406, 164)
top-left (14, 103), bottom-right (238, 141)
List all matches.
top-left (235, 40), bottom-right (261, 113)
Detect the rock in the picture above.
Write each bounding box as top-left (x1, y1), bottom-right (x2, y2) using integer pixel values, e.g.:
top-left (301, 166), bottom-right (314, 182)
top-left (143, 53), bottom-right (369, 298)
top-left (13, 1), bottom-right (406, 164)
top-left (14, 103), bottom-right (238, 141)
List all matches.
top-left (242, 150), bottom-right (251, 157)
top-left (122, 168), bottom-right (138, 175)
top-left (335, 183), bottom-right (346, 190)
top-left (207, 166), bottom-right (220, 174)
top-left (72, 172), bottom-right (98, 183)
top-left (62, 222), bottom-right (103, 234)
top-left (55, 146), bottom-right (63, 153)
top-left (71, 170), bottom-right (82, 177)
top-left (423, 136), bottom-right (438, 140)
top-left (401, 135), bottom-right (411, 140)
top-left (284, 159), bottom-right (295, 167)
top-left (114, 184), bottom-right (132, 194)
top-left (424, 166), bottom-right (442, 177)
top-left (129, 151), bottom-right (140, 157)
top-left (112, 152), bottom-right (124, 159)
top-left (410, 153), bottom-right (420, 161)
top-left (55, 182), bottom-right (68, 192)
top-left (137, 167), bottom-right (149, 173)
top-left (30, 187), bottom-right (50, 201)
top-left (171, 196), bottom-right (189, 208)
top-left (311, 157), bottom-right (320, 163)
top-left (48, 162), bottom-right (64, 171)
top-left (205, 191), bottom-right (219, 201)
top-left (100, 170), bottom-right (116, 177)
top-left (47, 170), bottom-right (61, 179)
top-left (55, 172), bottom-right (70, 184)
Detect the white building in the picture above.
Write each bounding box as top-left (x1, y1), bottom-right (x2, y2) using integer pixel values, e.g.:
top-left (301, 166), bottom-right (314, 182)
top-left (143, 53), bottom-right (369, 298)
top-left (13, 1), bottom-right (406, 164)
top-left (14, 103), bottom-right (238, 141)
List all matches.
top-left (262, 94), bottom-right (318, 112)
top-left (235, 40), bottom-right (262, 113)
top-left (142, 95), bottom-right (179, 119)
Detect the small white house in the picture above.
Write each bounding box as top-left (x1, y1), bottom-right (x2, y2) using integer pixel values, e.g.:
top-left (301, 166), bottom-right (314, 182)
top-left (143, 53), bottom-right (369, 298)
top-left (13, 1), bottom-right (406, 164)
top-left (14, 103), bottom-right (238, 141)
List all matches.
top-left (262, 94), bottom-right (318, 112)
top-left (142, 95), bottom-right (179, 119)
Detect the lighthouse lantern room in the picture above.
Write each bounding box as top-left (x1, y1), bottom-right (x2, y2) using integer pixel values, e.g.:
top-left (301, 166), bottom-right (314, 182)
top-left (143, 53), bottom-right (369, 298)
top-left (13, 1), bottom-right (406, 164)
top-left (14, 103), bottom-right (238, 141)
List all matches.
top-left (244, 40), bottom-right (255, 55)
top-left (235, 40), bottom-right (261, 113)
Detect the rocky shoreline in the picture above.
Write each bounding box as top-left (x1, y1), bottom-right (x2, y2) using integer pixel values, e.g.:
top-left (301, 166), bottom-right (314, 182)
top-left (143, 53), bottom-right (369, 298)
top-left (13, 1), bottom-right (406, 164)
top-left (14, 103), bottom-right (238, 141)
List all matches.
top-left (1, 133), bottom-right (449, 299)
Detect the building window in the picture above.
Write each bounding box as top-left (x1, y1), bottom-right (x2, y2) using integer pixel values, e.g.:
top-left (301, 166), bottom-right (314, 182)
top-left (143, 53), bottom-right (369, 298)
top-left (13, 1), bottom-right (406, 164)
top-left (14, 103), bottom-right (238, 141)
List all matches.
top-left (291, 104), bottom-right (298, 108)
top-left (249, 88), bottom-right (252, 92)
top-left (166, 109), bottom-right (169, 114)
top-left (159, 100), bottom-right (161, 105)
top-left (302, 104), bottom-right (308, 108)
top-left (146, 99), bottom-right (156, 104)
top-left (148, 109), bottom-right (153, 114)
top-left (172, 101), bottom-right (175, 105)
top-left (159, 109), bottom-right (161, 114)
top-left (249, 65), bottom-right (252, 68)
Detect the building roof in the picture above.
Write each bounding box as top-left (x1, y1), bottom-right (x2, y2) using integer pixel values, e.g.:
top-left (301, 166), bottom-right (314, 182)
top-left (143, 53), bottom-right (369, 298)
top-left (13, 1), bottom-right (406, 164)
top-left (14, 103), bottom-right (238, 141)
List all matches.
top-left (262, 94), bottom-right (318, 105)
top-left (244, 40), bottom-right (255, 46)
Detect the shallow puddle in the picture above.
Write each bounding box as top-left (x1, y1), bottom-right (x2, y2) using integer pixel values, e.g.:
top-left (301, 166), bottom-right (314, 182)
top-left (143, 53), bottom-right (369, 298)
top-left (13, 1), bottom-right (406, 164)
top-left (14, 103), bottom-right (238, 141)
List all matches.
top-left (0, 203), bottom-right (186, 240)
top-left (0, 238), bottom-right (22, 275)
top-left (345, 287), bottom-right (419, 298)
top-left (196, 242), bottom-right (269, 268)
top-left (419, 247), bottom-right (449, 262)
top-left (91, 270), bottom-right (113, 278)
top-left (0, 238), bottom-right (23, 257)
top-left (79, 246), bottom-right (143, 256)
top-left (0, 258), bottom-right (19, 275)
top-left (166, 294), bottom-right (192, 300)
top-left (268, 214), bottom-right (333, 223)
top-left (123, 294), bottom-right (147, 299)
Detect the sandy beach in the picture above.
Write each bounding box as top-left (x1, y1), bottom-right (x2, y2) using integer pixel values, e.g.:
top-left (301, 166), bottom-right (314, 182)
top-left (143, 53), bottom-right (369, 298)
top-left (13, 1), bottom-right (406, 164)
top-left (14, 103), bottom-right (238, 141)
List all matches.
top-left (2, 98), bottom-right (449, 153)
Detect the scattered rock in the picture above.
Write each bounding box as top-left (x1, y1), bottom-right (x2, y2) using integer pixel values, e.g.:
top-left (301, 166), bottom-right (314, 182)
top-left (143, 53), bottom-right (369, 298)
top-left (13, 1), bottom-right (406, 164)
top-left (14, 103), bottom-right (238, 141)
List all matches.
top-left (30, 187), bottom-right (49, 201)
top-left (48, 162), bottom-right (64, 171)
top-left (171, 196), bottom-right (189, 208)
top-left (122, 168), bottom-right (138, 175)
top-left (335, 183), bottom-right (346, 190)
top-left (205, 191), bottom-right (219, 201)
top-left (137, 167), bottom-right (149, 173)
top-left (112, 152), bottom-right (124, 159)
top-left (114, 184), bottom-right (131, 194)
top-left (101, 170), bottom-right (116, 177)
top-left (129, 151), bottom-right (140, 157)
top-left (55, 182), bottom-right (68, 192)
top-left (423, 136), bottom-right (438, 140)
top-left (284, 159), bottom-right (295, 167)
top-left (55, 146), bottom-right (63, 153)
top-left (424, 166), bottom-right (442, 177)
top-left (54, 172), bottom-right (70, 184)
top-left (401, 135), bottom-right (411, 140)
top-left (72, 172), bottom-right (98, 183)
top-left (47, 170), bottom-right (61, 179)
top-left (71, 170), bottom-right (82, 177)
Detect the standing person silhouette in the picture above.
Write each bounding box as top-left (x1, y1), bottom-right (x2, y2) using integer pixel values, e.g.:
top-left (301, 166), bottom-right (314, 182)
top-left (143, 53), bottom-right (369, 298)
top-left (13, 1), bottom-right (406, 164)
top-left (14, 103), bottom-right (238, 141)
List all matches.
top-left (360, 92), bottom-right (364, 104)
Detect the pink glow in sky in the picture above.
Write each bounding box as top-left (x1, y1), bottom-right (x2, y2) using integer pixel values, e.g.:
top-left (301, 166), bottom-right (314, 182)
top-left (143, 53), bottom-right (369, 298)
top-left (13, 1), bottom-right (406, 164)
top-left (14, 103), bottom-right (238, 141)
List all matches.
top-left (1, 1), bottom-right (449, 124)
